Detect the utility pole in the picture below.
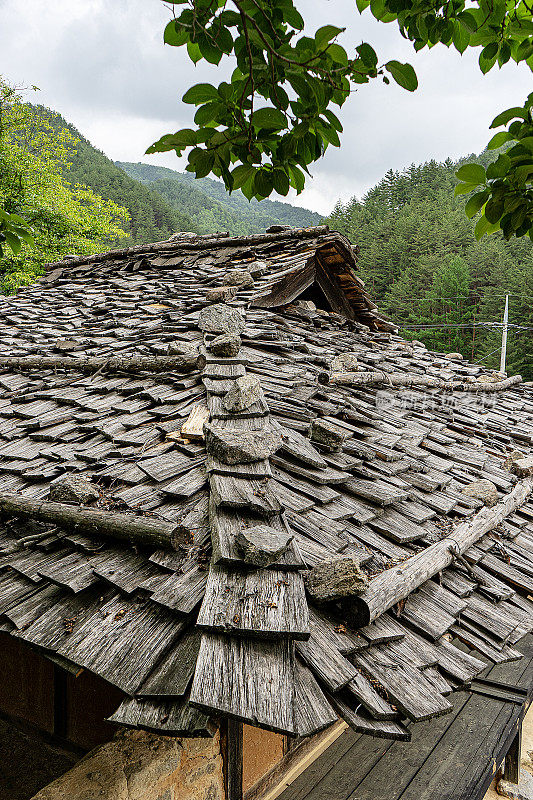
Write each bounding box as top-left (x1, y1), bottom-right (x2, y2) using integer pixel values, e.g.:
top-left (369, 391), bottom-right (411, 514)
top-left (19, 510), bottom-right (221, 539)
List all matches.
top-left (500, 294), bottom-right (509, 374)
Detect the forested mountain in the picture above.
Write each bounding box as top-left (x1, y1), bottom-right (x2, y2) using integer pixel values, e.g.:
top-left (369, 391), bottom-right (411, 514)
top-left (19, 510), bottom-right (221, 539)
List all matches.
top-left (41, 108), bottom-right (322, 240)
top-left (40, 108), bottom-right (198, 244)
top-left (117, 162), bottom-right (323, 235)
top-left (327, 156), bottom-right (533, 380)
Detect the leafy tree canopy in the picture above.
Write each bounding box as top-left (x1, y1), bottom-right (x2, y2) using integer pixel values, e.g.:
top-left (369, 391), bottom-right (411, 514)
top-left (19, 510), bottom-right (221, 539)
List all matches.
top-left (0, 79), bottom-right (129, 291)
top-left (148, 0), bottom-right (533, 240)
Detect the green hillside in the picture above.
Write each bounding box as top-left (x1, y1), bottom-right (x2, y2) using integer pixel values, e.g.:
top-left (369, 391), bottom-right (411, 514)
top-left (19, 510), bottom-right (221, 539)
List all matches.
top-left (327, 154), bottom-right (533, 380)
top-left (38, 107), bottom-right (198, 244)
top-left (116, 161), bottom-right (323, 235)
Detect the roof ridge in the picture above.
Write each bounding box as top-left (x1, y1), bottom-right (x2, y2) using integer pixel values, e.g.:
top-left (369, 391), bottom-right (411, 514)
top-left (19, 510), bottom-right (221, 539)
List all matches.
top-left (40, 225), bottom-right (332, 273)
top-left (189, 303), bottom-right (309, 734)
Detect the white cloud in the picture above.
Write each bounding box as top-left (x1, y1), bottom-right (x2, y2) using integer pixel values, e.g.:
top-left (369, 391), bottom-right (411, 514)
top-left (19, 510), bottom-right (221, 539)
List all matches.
top-left (1, 0), bottom-right (530, 216)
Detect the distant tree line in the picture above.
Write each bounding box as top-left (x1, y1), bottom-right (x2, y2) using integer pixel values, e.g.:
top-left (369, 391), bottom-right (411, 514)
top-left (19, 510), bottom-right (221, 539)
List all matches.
top-left (327, 157), bottom-right (533, 380)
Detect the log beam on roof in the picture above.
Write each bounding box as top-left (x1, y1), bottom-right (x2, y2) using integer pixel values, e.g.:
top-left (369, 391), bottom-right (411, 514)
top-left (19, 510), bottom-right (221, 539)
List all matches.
top-left (325, 371), bottom-right (523, 393)
top-left (0, 492), bottom-right (184, 550)
top-left (0, 352), bottom-right (204, 375)
top-left (349, 475), bottom-right (533, 627)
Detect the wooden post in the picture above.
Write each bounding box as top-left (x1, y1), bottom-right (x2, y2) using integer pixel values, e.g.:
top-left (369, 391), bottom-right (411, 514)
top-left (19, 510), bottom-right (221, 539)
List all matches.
top-left (349, 476), bottom-right (533, 626)
top-left (503, 726), bottom-right (522, 785)
top-left (53, 665), bottom-right (68, 740)
top-left (226, 719), bottom-right (243, 800)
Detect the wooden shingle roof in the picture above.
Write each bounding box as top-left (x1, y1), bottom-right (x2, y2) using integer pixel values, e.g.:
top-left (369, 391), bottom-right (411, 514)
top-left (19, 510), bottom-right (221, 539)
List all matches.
top-left (0, 226), bottom-right (531, 741)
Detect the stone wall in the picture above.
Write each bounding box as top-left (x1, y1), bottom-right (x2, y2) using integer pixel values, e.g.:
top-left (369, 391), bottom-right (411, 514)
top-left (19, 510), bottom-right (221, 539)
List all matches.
top-left (30, 729), bottom-right (225, 800)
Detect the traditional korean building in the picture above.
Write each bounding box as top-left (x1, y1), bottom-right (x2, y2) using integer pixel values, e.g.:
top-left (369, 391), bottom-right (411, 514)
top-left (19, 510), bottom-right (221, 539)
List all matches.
top-left (0, 226), bottom-right (531, 800)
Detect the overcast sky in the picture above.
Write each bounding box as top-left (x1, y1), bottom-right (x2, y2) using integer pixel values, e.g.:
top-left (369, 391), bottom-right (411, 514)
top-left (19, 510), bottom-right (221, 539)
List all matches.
top-left (1, 0), bottom-right (530, 215)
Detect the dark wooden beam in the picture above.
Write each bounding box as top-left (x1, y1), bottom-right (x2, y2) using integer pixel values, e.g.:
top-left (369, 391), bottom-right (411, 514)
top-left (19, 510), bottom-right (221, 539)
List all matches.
top-left (53, 665), bottom-right (68, 740)
top-left (226, 719), bottom-right (244, 800)
top-left (503, 727), bottom-right (521, 784)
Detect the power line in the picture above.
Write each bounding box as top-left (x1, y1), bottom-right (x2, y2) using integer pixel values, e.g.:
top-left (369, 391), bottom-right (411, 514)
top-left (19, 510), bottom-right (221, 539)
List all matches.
top-left (396, 322), bottom-right (533, 330)
top-left (471, 345), bottom-right (504, 365)
top-left (379, 292), bottom-right (533, 303)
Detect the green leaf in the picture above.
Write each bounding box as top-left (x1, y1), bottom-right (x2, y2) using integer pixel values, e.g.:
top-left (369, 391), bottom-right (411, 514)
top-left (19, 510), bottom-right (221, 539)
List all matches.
top-left (194, 101), bottom-right (224, 125)
top-left (455, 163), bottom-right (486, 184)
top-left (457, 11), bottom-right (478, 33)
top-left (454, 182), bottom-right (477, 196)
top-left (188, 147), bottom-right (215, 178)
top-left (250, 107), bottom-right (288, 130)
top-left (323, 109), bottom-right (343, 132)
top-left (474, 214), bottom-right (498, 240)
top-left (230, 164), bottom-right (256, 190)
top-left (452, 23), bottom-right (470, 54)
top-left (498, 41), bottom-right (511, 65)
top-left (3, 231), bottom-right (21, 255)
top-left (183, 83), bottom-right (220, 104)
top-left (481, 42), bottom-right (498, 60)
top-left (317, 120), bottom-right (340, 147)
top-left (486, 153), bottom-right (511, 179)
top-left (326, 43), bottom-right (349, 66)
top-left (485, 196), bottom-right (505, 223)
top-left (357, 42), bottom-right (378, 67)
top-left (277, 0), bottom-right (304, 29)
top-left (198, 38), bottom-right (223, 65)
top-left (487, 131), bottom-right (512, 149)
top-left (385, 61), bottom-right (418, 91)
top-left (515, 164), bottom-right (533, 183)
top-left (164, 20), bottom-right (189, 47)
top-left (518, 136), bottom-right (533, 152)
top-left (479, 44), bottom-right (498, 74)
top-left (254, 169), bottom-right (274, 197)
top-left (465, 189), bottom-right (490, 218)
top-left (369, 0), bottom-right (397, 23)
top-left (13, 228), bottom-right (34, 245)
top-left (315, 25), bottom-right (344, 48)
top-left (187, 41), bottom-right (202, 64)
top-left (490, 106), bottom-right (529, 128)
top-left (289, 164), bottom-right (305, 193)
top-left (146, 128), bottom-right (198, 154)
top-left (356, 0), bottom-right (371, 12)
top-left (273, 169), bottom-right (290, 195)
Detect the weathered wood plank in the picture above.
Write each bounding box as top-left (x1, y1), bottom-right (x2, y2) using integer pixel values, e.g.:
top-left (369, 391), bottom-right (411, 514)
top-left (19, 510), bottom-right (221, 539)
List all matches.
top-left (55, 595), bottom-right (186, 694)
top-left (355, 646), bottom-right (453, 722)
top-left (328, 694), bottom-right (411, 741)
top-left (210, 473), bottom-right (283, 516)
top-left (108, 691), bottom-right (216, 737)
top-left (295, 660), bottom-right (338, 737)
top-left (347, 669), bottom-right (398, 720)
top-left (196, 565), bottom-right (309, 639)
top-left (181, 403), bottom-right (209, 441)
top-left (137, 629), bottom-right (201, 697)
top-left (190, 634), bottom-right (296, 734)
top-left (343, 479), bottom-right (410, 507)
top-left (149, 562), bottom-right (208, 615)
top-left (296, 629), bottom-right (357, 692)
